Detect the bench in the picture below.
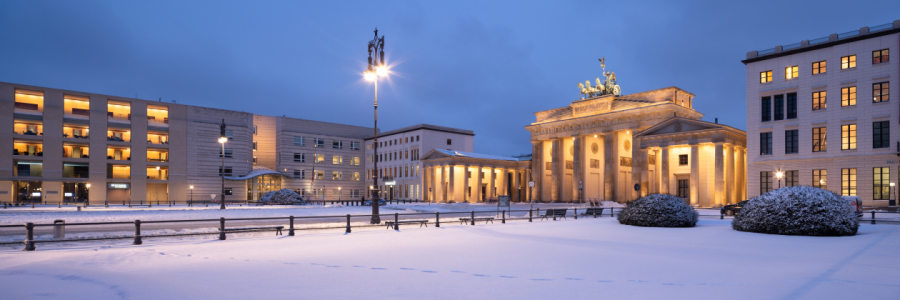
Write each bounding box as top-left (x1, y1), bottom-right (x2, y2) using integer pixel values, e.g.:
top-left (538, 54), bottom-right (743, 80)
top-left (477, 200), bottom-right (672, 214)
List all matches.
top-left (458, 217), bottom-right (495, 225)
top-left (541, 209), bottom-right (568, 220)
top-left (580, 208), bottom-right (604, 218)
top-left (384, 220), bottom-right (429, 229)
top-left (218, 226), bottom-right (284, 236)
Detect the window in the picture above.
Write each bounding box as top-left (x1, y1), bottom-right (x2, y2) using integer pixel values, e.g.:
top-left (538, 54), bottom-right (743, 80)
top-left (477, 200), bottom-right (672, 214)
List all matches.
top-left (447, 139), bottom-right (452, 145)
top-left (351, 189), bottom-right (360, 198)
top-left (678, 154), bottom-right (688, 165)
top-left (785, 66), bottom-right (798, 79)
top-left (841, 124), bottom-right (856, 150)
top-left (218, 166), bottom-right (233, 176)
top-left (332, 155), bottom-right (342, 165)
top-left (760, 132), bottom-right (773, 155)
top-left (841, 168), bottom-right (856, 196)
top-left (760, 171), bottom-right (772, 194)
top-left (253, 125), bottom-right (257, 135)
top-left (785, 170), bottom-right (799, 187)
top-left (294, 153), bottom-right (305, 162)
top-left (223, 188), bottom-right (233, 196)
top-left (352, 172), bottom-right (360, 181)
top-left (350, 157), bottom-right (360, 166)
top-left (677, 179), bottom-right (689, 198)
top-left (333, 189), bottom-right (342, 197)
top-left (351, 141), bottom-right (360, 150)
top-left (786, 93), bottom-right (797, 119)
top-left (252, 141), bottom-right (257, 150)
top-left (332, 171), bottom-right (342, 180)
top-left (294, 137), bottom-right (305, 146)
top-left (812, 91), bottom-right (826, 110)
top-left (813, 170), bottom-right (827, 189)
top-left (774, 94), bottom-right (784, 121)
top-left (761, 96), bottom-right (771, 122)
top-left (874, 167), bottom-right (890, 200)
top-left (873, 121), bottom-right (890, 149)
top-left (416, 135), bottom-right (420, 142)
top-left (872, 49), bottom-right (889, 64)
top-left (225, 130), bottom-right (234, 140)
top-left (315, 170), bottom-right (324, 180)
top-left (253, 156), bottom-right (257, 163)
top-left (841, 55), bottom-right (856, 69)
top-left (812, 60), bottom-right (826, 74)
top-left (785, 130), bottom-right (798, 154)
top-left (760, 70), bottom-right (772, 83)
top-left (294, 170), bottom-right (305, 179)
top-left (219, 148), bottom-right (233, 158)
top-left (841, 86), bottom-right (856, 106)
top-left (314, 138), bottom-right (324, 148)
top-left (873, 82), bottom-right (889, 103)
top-left (812, 127), bottom-right (827, 152)
top-left (333, 140), bottom-right (343, 149)
top-left (314, 154), bottom-right (324, 163)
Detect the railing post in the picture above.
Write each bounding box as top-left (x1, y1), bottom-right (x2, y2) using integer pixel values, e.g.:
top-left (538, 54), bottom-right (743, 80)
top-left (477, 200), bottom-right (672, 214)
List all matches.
top-left (502, 210), bottom-right (506, 224)
top-left (553, 210), bottom-right (557, 221)
top-left (529, 209), bottom-right (533, 222)
top-left (105, 200), bottom-right (108, 208)
top-left (471, 211), bottom-right (475, 226)
top-left (219, 217), bottom-right (226, 240)
top-left (24, 222), bottom-right (35, 251)
top-left (436, 212), bottom-right (440, 227)
top-left (720, 211), bottom-right (724, 219)
top-left (537, 208), bottom-right (540, 221)
top-left (346, 214), bottom-right (352, 233)
top-left (133, 220), bottom-right (143, 245)
top-left (289, 216), bottom-right (295, 236)
top-left (610, 207), bottom-right (614, 217)
top-left (394, 213), bottom-right (399, 230)
top-left (574, 208), bottom-right (578, 220)
top-left (871, 211), bottom-right (876, 225)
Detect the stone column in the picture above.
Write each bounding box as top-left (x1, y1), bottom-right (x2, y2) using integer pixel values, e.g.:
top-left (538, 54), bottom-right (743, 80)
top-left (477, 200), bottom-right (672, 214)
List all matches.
top-left (462, 164), bottom-right (470, 202)
top-left (448, 164), bottom-right (456, 202)
top-left (631, 139), bottom-right (642, 202)
top-left (736, 146), bottom-right (746, 200)
top-left (531, 141), bottom-right (542, 202)
top-left (660, 145), bottom-right (669, 195)
top-left (714, 142), bottom-right (725, 207)
top-left (725, 144), bottom-right (735, 205)
top-left (640, 148), bottom-right (650, 197)
top-left (476, 166), bottom-right (483, 202)
top-left (573, 136), bottom-right (583, 202)
top-left (550, 139), bottom-right (561, 202)
top-left (603, 133), bottom-right (616, 201)
top-left (514, 169), bottom-right (521, 202)
top-left (437, 165), bottom-right (444, 202)
top-left (489, 167), bottom-right (497, 199)
top-left (690, 143), bottom-right (700, 206)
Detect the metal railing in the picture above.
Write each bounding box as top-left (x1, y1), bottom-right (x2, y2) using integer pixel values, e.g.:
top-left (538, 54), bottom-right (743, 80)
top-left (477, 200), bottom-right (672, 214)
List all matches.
top-left (757, 48), bottom-right (776, 56)
top-left (869, 22), bottom-right (893, 32)
top-left (837, 30), bottom-right (860, 39)
top-left (754, 21), bottom-right (897, 57)
top-left (782, 42), bottom-right (802, 51)
top-left (0, 206), bottom-right (615, 251)
top-left (808, 36), bottom-right (830, 45)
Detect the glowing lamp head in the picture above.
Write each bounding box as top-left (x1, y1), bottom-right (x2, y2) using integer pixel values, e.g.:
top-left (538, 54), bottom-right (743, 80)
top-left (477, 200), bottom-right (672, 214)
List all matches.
top-left (218, 137), bottom-right (228, 144)
top-left (190, 185), bottom-right (194, 190)
top-left (891, 182), bottom-right (896, 187)
top-left (364, 70), bottom-right (376, 82)
top-left (819, 179), bottom-right (825, 184)
top-left (86, 183), bottom-right (91, 188)
top-left (775, 171), bottom-right (783, 179)
top-left (156, 166), bottom-right (160, 170)
top-left (376, 66), bottom-right (388, 76)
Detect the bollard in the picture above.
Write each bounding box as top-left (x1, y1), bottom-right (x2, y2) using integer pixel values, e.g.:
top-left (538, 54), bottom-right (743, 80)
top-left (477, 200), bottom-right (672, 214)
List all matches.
top-left (219, 217), bottom-right (226, 240)
top-left (471, 211), bottom-right (475, 226)
top-left (529, 208), bottom-right (533, 222)
top-left (289, 216), bottom-right (295, 236)
top-left (31, 202), bottom-right (34, 208)
top-left (77, 206), bottom-right (81, 212)
top-left (169, 201), bottom-right (171, 207)
top-left (610, 207), bottom-right (614, 217)
top-left (346, 214), bottom-right (352, 233)
top-left (502, 210), bottom-right (506, 224)
top-left (871, 211), bottom-right (876, 225)
top-left (54, 220), bottom-right (65, 239)
top-left (24, 222), bottom-right (35, 251)
top-left (105, 201), bottom-right (109, 208)
top-left (593, 208), bottom-right (597, 218)
top-left (436, 212), bottom-right (440, 227)
top-left (394, 213), bottom-right (399, 230)
top-left (720, 212), bottom-right (724, 219)
top-left (58, 202), bottom-right (61, 208)
top-left (553, 210), bottom-right (557, 221)
top-left (132, 219), bottom-right (144, 245)
top-left (574, 208), bottom-right (578, 220)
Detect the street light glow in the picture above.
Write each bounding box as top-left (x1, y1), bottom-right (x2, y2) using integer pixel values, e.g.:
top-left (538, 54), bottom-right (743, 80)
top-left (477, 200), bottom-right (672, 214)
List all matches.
top-left (376, 66), bottom-right (388, 76)
top-left (218, 137), bottom-right (228, 144)
top-left (190, 185), bottom-right (194, 189)
top-left (364, 71), bottom-right (376, 82)
top-left (775, 171), bottom-right (783, 179)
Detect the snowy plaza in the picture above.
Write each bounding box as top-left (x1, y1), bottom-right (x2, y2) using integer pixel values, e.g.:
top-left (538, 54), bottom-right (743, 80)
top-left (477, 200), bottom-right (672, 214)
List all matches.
top-left (1, 206), bottom-right (898, 299)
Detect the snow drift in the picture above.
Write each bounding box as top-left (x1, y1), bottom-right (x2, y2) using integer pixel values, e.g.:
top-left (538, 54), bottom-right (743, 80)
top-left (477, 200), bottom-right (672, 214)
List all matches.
top-left (258, 189), bottom-right (306, 205)
top-left (617, 194), bottom-right (698, 227)
top-left (732, 186), bottom-right (858, 236)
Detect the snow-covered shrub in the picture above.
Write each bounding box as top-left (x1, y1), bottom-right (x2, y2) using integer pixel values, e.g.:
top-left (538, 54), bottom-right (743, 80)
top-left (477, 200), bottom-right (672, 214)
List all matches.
top-left (732, 186), bottom-right (858, 236)
top-left (259, 189), bottom-right (306, 205)
top-left (617, 194), bottom-right (698, 227)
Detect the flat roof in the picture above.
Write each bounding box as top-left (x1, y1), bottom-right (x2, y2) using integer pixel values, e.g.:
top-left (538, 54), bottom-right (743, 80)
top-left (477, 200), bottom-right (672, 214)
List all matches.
top-left (364, 123), bottom-right (474, 140)
top-left (742, 20), bottom-right (899, 64)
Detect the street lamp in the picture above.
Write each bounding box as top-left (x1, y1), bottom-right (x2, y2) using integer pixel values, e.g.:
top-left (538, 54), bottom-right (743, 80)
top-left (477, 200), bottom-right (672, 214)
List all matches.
top-left (365, 28), bottom-right (387, 224)
top-left (891, 182), bottom-right (896, 206)
top-left (338, 186), bottom-right (342, 201)
top-left (85, 183), bottom-right (91, 206)
top-left (189, 185), bottom-right (194, 207)
top-left (219, 119), bottom-right (228, 210)
top-left (775, 171), bottom-right (783, 189)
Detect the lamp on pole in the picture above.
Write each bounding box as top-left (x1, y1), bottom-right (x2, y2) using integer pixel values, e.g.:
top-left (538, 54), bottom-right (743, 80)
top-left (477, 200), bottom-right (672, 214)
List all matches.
top-left (85, 183), bottom-right (91, 206)
top-left (775, 171), bottom-right (783, 189)
top-left (338, 186), bottom-right (342, 201)
top-left (891, 182), bottom-right (896, 206)
top-left (219, 119), bottom-right (228, 210)
top-left (365, 28), bottom-right (387, 224)
top-left (189, 185), bottom-right (194, 207)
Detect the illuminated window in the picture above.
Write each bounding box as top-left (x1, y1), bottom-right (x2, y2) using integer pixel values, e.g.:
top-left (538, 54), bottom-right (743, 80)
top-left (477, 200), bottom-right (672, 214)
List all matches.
top-left (841, 124), bottom-right (856, 150)
top-left (812, 170), bottom-right (826, 189)
top-left (332, 171), bottom-right (342, 180)
top-left (785, 66), bottom-right (798, 79)
top-left (332, 155), bottom-right (343, 165)
top-left (147, 105), bottom-right (168, 125)
top-left (315, 170), bottom-right (324, 180)
top-left (872, 49), bottom-right (889, 64)
top-left (841, 168), bottom-right (856, 196)
top-left (314, 154), bottom-right (324, 163)
top-left (873, 167), bottom-right (890, 200)
top-left (678, 154), bottom-right (688, 165)
top-left (109, 164), bottom-right (131, 179)
top-left (841, 86), bottom-right (856, 106)
top-left (840, 55), bottom-right (856, 69)
top-left (107, 100), bottom-right (131, 121)
top-left (873, 82), bottom-right (889, 103)
top-left (812, 60), bottom-right (826, 74)
top-left (352, 172), bottom-right (360, 181)
top-left (812, 91), bottom-right (826, 110)
top-left (350, 157), bottom-right (360, 166)
top-left (812, 127), bottom-right (826, 152)
top-left (15, 90), bottom-right (44, 113)
top-left (760, 70), bottom-right (772, 83)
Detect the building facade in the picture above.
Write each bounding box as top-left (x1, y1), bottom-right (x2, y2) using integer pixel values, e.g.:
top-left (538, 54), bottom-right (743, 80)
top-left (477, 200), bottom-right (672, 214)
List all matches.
top-left (525, 83), bottom-right (747, 206)
top-left (743, 20), bottom-right (899, 206)
top-left (364, 124), bottom-right (474, 200)
top-left (0, 81), bottom-right (374, 204)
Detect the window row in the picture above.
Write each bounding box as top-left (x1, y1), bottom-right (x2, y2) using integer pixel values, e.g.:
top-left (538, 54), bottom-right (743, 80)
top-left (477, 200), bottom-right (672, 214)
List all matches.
top-left (373, 148), bottom-right (419, 162)
top-left (12, 90), bottom-right (170, 126)
top-left (759, 167), bottom-right (893, 200)
top-left (293, 137), bottom-right (361, 150)
top-left (291, 170), bottom-right (361, 181)
top-left (758, 121), bottom-right (889, 155)
top-left (759, 49), bottom-right (890, 83)
top-left (12, 141), bottom-right (168, 161)
top-left (13, 161), bottom-right (167, 180)
top-left (12, 122), bottom-right (169, 145)
top-left (368, 165), bottom-right (421, 179)
top-left (762, 82), bottom-right (890, 122)
top-left (295, 189), bottom-right (362, 199)
top-left (369, 135), bottom-right (422, 150)
top-left (292, 153), bottom-right (361, 165)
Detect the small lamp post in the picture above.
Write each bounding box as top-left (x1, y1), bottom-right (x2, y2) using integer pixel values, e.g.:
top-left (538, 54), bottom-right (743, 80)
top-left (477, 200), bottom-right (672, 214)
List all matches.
top-left (338, 186), bottom-right (342, 201)
top-left (775, 171), bottom-right (783, 189)
top-left (85, 183), bottom-right (91, 206)
top-left (891, 182), bottom-right (896, 206)
top-left (218, 119), bottom-right (228, 210)
top-left (189, 185), bottom-right (194, 207)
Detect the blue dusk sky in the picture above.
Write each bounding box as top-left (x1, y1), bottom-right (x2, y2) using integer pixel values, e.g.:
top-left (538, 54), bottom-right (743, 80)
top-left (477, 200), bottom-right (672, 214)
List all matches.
top-left (1, 1), bottom-right (897, 155)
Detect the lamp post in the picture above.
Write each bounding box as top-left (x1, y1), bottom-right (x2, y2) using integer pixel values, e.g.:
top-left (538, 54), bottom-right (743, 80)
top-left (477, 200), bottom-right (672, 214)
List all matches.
top-left (85, 183), bottom-right (91, 206)
top-left (218, 119), bottom-right (228, 210)
top-left (775, 171), bottom-right (783, 189)
top-left (891, 182), bottom-right (896, 206)
top-left (365, 28), bottom-right (387, 224)
top-left (338, 186), bottom-right (342, 201)
top-left (189, 185), bottom-right (194, 207)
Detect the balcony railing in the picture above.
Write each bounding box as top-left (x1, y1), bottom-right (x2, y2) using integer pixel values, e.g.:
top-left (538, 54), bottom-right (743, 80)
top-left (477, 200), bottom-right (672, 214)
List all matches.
top-left (16, 130), bottom-right (42, 136)
top-left (64, 133), bottom-right (89, 139)
top-left (107, 136), bottom-right (127, 142)
top-left (15, 102), bottom-right (39, 111)
top-left (13, 150), bottom-right (43, 157)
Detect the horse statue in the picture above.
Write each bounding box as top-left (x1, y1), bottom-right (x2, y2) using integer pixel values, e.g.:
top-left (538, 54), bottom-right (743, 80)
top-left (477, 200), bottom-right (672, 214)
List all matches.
top-left (577, 58), bottom-right (623, 98)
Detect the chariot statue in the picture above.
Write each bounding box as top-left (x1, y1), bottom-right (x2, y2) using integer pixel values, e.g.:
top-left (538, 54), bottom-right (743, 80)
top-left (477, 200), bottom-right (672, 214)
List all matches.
top-left (578, 57), bottom-right (622, 99)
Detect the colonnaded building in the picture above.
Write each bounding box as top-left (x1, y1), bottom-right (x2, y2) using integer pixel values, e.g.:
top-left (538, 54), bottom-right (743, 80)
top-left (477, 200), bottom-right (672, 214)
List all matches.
top-left (525, 66), bottom-right (747, 207)
top-left (0, 81), bottom-right (477, 204)
top-left (743, 20), bottom-right (899, 207)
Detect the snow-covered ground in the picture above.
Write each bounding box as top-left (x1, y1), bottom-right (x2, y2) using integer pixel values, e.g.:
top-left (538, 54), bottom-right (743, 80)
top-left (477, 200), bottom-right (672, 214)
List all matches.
top-left (1, 218), bottom-right (897, 299)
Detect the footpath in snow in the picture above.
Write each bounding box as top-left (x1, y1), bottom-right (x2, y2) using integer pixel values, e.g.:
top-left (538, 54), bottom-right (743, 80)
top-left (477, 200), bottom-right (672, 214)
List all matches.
top-left (1, 217), bottom-right (898, 299)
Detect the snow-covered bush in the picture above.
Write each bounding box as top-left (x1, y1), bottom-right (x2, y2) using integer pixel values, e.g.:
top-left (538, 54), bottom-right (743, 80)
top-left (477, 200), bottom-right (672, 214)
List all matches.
top-left (732, 186), bottom-right (858, 236)
top-left (259, 189), bottom-right (306, 205)
top-left (617, 194), bottom-right (698, 227)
